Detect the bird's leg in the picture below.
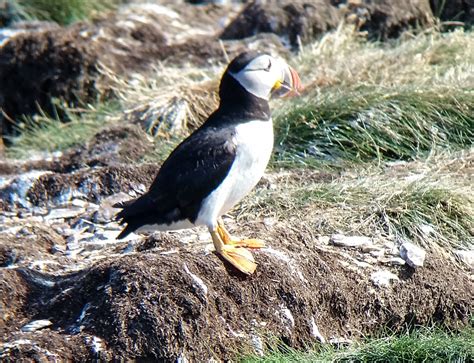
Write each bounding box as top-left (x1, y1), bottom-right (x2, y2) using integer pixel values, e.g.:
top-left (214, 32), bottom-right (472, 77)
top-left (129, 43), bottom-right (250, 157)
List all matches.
top-left (217, 219), bottom-right (265, 249)
top-left (210, 229), bottom-right (257, 275)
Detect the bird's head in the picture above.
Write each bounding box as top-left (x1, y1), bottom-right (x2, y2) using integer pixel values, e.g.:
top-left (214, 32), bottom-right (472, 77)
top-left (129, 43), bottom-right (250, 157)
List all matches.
top-left (223, 51), bottom-right (303, 101)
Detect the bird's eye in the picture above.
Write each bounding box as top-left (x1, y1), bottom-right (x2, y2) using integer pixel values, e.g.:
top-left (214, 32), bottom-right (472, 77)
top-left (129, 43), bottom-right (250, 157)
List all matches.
top-left (264, 59), bottom-right (271, 72)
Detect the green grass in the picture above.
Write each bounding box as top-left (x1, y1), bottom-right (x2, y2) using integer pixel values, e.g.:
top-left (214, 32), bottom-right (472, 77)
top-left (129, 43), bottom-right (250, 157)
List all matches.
top-left (273, 87), bottom-right (474, 168)
top-left (238, 155), bottom-right (474, 251)
top-left (269, 28), bottom-right (474, 169)
top-left (300, 180), bottom-right (473, 250)
top-left (10, 0), bottom-right (124, 25)
top-left (6, 101), bottom-right (120, 158)
top-left (242, 325), bottom-right (474, 362)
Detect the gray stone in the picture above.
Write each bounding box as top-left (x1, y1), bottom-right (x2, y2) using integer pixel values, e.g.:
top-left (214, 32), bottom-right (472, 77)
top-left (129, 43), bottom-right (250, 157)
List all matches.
top-left (21, 319), bottom-right (52, 332)
top-left (454, 250), bottom-right (474, 269)
top-left (380, 257), bottom-right (406, 266)
top-left (370, 270), bottom-right (399, 288)
top-left (44, 207), bottom-right (85, 221)
top-left (331, 234), bottom-right (373, 248)
top-left (400, 242), bottom-right (426, 268)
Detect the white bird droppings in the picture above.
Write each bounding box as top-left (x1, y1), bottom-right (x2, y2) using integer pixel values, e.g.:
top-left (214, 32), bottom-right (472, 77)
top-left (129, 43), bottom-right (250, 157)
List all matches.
top-left (279, 307), bottom-right (295, 329)
top-left (310, 317), bottom-right (326, 343)
top-left (84, 336), bottom-right (104, 354)
top-left (183, 263), bottom-right (208, 296)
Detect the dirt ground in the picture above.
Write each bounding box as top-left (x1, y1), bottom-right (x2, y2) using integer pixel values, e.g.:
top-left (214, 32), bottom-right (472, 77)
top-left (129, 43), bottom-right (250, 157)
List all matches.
top-left (0, 222), bottom-right (472, 361)
top-left (0, 137), bottom-right (472, 360)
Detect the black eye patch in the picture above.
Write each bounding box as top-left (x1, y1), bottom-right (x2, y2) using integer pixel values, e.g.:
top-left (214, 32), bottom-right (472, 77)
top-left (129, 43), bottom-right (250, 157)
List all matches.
top-left (264, 59), bottom-right (272, 72)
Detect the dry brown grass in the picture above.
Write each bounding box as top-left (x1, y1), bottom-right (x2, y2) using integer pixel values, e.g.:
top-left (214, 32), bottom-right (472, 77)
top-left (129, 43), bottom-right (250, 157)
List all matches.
top-left (104, 63), bottom-right (220, 136)
top-left (294, 25), bottom-right (473, 91)
top-left (235, 149), bottom-right (474, 252)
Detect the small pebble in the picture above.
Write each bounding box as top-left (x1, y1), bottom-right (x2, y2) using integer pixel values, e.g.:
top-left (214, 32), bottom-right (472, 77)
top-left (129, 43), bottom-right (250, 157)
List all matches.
top-left (21, 319), bottom-right (53, 332)
top-left (454, 250), bottom-right (474, 269)
top-left (370, 270), bottom-right (399, 287)
top-left (44, 207), bottom-right (84, 221)
top-left (331, 234), bottom-right (373, 248)
top-left (400, 242), bottom-right (426, 268)
top-left (380, 257), bottom-right (406, 266)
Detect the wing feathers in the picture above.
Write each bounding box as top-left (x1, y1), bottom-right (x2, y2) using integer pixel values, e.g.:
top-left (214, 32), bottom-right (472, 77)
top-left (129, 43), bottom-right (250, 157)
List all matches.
top-left (114, 125), bottom-right (237, 237)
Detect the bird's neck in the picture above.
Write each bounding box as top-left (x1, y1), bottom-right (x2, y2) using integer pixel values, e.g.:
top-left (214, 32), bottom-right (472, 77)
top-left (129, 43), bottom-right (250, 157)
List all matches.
top-left (217, 73), bottom-right (271, 122)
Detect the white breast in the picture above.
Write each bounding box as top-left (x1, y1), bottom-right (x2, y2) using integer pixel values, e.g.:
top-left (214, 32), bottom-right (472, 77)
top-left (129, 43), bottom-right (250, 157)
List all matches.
top-left (196, 119), bottom-right (274, 229)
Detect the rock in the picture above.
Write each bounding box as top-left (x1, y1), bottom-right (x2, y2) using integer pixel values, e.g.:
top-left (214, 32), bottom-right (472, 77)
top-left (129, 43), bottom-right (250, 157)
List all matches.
top-left (380, 257), bottom-right (406, 266)
top-left (318, 235), bottom-right (331, 245)
top-left (454, 250), bottom-right (474, 269)
top-left (400, 242), bottom-right (426, 268)
top-left (21, 319), bottom-right (53, 332)
top-left (419, 223), bottom-right (435, 236)
top-left (44, 207), bottom-right (85, 221)
top-left (383, 240), bottom-right (399, 255)
top-left (330, 234), bottom-right (373, 248)
top-left (369, 249), bottom-right (385, 258)
top-left (329, 337), bottom-right (353, 347)
top-left (72, 219), bottom-right (96, 233)
top-left (370, 270), bottom-right (399, 287)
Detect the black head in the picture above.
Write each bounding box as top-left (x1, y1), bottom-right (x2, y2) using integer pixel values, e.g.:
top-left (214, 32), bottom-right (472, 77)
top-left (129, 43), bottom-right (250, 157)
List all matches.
top-left (219, 51), bottom-right (302, 101)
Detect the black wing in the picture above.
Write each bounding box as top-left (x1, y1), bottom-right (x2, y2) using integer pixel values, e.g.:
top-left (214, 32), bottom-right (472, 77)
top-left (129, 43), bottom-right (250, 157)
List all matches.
top-left (115, 125), bottom-right (236, 238)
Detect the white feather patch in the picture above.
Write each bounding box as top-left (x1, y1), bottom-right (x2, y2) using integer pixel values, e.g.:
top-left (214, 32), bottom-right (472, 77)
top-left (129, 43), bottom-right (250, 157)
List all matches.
top-left (196, 119), bottom-right (273, 229)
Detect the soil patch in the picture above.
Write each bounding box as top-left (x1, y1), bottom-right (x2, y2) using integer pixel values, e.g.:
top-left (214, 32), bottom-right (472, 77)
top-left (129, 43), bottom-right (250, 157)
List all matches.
top-left (221, 0), bottom-right (434, 46)
top-left (0, 224), bottom-right (471, 360)
top-left (25, 164), bottom-right (157, 207)
top-left (0, 2), bottom-right (239, 143)
top-left (60, 124), bottom-right (153, 172)
top-left (430, 0), bottom-right (474, 26)
top-left (221, 0), bottom-right (341, 48)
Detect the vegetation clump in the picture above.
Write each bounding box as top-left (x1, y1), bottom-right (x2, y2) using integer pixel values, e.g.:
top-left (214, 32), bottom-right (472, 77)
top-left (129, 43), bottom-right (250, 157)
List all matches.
top-left (9, 0), bottom-right (124, 25)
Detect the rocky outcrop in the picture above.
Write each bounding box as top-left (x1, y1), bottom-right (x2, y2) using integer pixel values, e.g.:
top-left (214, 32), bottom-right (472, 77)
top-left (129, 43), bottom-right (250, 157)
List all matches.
top-left (221, 0), bottom-right (435, 46)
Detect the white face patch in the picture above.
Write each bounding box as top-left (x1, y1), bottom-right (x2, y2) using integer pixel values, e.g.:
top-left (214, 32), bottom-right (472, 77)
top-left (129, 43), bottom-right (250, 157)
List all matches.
top-left (229, 55), bottom-right (287, 100)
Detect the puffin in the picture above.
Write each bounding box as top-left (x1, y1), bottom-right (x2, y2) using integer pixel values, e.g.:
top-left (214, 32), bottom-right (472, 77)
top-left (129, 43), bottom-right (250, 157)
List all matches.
top-left (115, 51), bottom-right (302, 274)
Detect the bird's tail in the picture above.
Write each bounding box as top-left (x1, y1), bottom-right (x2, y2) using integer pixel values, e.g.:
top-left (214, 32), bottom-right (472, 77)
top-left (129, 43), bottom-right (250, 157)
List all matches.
top-left (114, 197), bottom-right (143, 239)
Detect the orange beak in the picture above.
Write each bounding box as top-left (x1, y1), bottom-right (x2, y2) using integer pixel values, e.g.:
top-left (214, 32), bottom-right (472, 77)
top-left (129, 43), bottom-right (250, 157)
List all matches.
top-left (273, 66), bottom-right (303, 98)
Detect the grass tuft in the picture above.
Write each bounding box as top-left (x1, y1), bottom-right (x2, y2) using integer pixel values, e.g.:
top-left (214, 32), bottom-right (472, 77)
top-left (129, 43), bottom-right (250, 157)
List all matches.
top-left (242, 325), bottom-right (474, 362)
top-left (6, 101), bottom-right (120, 158)
top-left (274, 87), bottom-right (474, 168)
top-left (272, 28), bottom-right (474, 168)
top-left (11, 0), bottom-right (123, 25)
top-left (299, 180), bottom-right (473, 250)
top-left (239, 151), bottom-right (474, 252)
